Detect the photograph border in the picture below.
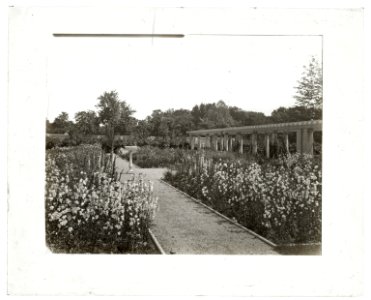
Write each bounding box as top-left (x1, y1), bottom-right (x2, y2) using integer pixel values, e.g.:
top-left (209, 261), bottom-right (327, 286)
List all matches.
top-left (7, 5), bottom-right (364, 296)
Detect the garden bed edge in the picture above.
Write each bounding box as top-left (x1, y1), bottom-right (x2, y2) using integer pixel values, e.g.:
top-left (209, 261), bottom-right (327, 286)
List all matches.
top-left (148, 229), bottom-right (166, 255)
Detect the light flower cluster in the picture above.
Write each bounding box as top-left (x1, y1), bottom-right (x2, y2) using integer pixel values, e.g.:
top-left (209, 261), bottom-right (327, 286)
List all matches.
top-left (164, 152), bottom-right (321, 244)
top-left (45, 145), bottom-right (157, 253)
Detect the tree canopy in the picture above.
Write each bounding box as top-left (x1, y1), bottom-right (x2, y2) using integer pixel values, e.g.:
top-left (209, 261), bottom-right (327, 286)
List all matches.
top-left (96, 90), bottom-right (135, 151)
top-left (270, 106), bottom-right (322, 123)
top-left (74, 110), bottom-right (99, 135)
top-left (191, 100), bottom-right (236, 129)
top-left (48, 112), bottom-right (72, 133)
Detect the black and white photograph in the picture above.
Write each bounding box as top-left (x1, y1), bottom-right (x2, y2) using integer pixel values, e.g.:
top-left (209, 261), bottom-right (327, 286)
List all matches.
top-left (45, 33), bottom-right (322, 255)
top-left (4, 2), bottom-right (366, 297)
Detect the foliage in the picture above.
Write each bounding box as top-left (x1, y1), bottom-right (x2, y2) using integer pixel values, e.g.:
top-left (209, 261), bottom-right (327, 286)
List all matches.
top-left (145, 109), bottom-right (194, 146)
top-left (122, 146), bottom-right (253, 169)
top-left (46, 87), bottom-right (323, 155)
top-left (126, 145), bottom-right (292, 170)
top-left (121, 146), bottom-right (190, 168)
top-left (100, 135), bottom-right (137, 153)
top-left (45, 134), bottom-right (140, 152)
top-left (191, 101), bottom-right (236, 129)
top-left (47, 112), bottom-right (74, 134)
top-left (229, 107), bottom-right (269, 126)
top-left (46, 134), bottom-right (68, 149)
top-left (46, 134), bottom-right (105, 150)
top-left (133, 120), bottom-right (151, 145)
top-left (47, 96), bottom-right (322, 151)
top-left (74, 110), bottom-right (100, 135)
top-left (163, 151), bottom-right (321, 244)
top-left (45, 145), bottom-right (158, 253)
top-left (270, 106), bottom-right (322, 123)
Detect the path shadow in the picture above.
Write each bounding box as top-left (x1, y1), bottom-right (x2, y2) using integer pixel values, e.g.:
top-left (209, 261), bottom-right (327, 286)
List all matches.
top-left (275, 244), bottom-right (321, 255)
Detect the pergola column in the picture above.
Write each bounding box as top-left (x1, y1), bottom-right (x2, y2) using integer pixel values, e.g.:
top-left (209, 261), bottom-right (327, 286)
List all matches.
top-left (251, 133), bottom-right (258, 155)
top-left (303, 128), bottom-right (314, 155)
top-left (198, 136), bottom-right (202, 149)
top-left (296, 130), bottom-right (303, 153)
top-left (213, 135), bottom-right (219, 151)
top-left (264, 134), bottom-right (270, 158)
top-left (296, 128), bottom-right (314, 154)
top-left (206, 135), bottom-right (211, 149)
top-left (238, 134), bottom-right (244, 154)
top-left (229, 136), bottom-right (234, 152)
top-left (283, 133), bottom-right (289, 153)
top-left (271, 132), bottom-right (278, 148)
top-left (220, 136), bottom-right (224, 151)
top-left (308, 129), bottom-right (314, 155)
top-left (224, 135), bottom-right (229, 151)
top-left (191, 136), bottom-right (195, 150)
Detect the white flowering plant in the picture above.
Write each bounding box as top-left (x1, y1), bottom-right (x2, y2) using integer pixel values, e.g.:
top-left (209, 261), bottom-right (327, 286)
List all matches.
top-left (164, 152), bottom-right (321, 244)
top-left (46, 145), bottom-right (158, 253)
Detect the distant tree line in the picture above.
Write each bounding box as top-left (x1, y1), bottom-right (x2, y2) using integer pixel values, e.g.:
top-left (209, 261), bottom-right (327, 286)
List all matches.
top-left (46, 101), bottom-right (322, 133)
top-left (47, 56), bottom-right (322, 149)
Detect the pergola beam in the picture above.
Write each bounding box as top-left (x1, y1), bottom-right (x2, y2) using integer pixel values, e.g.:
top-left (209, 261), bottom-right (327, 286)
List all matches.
top-left (188, 120), bottom-right (322, 155)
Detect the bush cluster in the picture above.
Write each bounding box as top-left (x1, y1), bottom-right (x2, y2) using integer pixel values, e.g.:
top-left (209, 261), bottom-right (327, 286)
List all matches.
top-left (122, 146), bottom-right (192, 168)
top-left (46, 134), bottom-right (137, 153)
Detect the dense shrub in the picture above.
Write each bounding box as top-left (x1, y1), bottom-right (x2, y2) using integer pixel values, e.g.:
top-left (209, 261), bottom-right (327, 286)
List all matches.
top-left (121, 146), bottom-right (191, 168)
top-left (45, 145), bottom-right (158, 253)
top-left (46, 134), bottom-right (105, 149)
top-left (134, 135), bottom-right (190, 148)
top-left (46, 134), bottom-right (134, 152)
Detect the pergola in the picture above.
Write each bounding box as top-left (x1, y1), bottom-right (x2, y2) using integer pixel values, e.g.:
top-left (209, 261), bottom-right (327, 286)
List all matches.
top-left (187, 120), bottom-right (322, 157)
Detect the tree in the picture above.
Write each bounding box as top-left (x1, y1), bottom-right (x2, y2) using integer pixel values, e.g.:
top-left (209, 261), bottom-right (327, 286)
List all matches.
top-left (172, 109), bottom-right (195, 135)
top-left (96, 90), bottom-right (134, 153)
top-left (191, 101), bottom-right (236, 129)
top-left (191, 104), bottom-right (204, 127)
top-left (116, 116), bottom-right (137, 135)
top-left (52, 112), bottom-right (72, 133)
top-left (74, 110), bottom-right (99, 135)
top-left (270, 106), bottom-right (322, 123)
top-left (294, 56), bottom-right (323, 118)
top-left (144, 108), bottom-right (194, 147)
top-left (133, 120), bottom-right (151, 145)
top-left (147, 110), bottom-right (164, 136)
top-left (158, 116), bottom-right (173, 145)
top-left (229, 106), bottom-right (269, 126)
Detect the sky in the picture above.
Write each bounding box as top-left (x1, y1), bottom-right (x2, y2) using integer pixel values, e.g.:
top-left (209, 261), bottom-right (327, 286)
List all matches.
top-left (47, 35), bottom-right (322, 121)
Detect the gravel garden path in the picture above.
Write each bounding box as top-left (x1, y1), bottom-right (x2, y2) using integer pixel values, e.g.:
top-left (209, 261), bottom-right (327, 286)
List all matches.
top-left (115, 156), bottom-right (278, 255)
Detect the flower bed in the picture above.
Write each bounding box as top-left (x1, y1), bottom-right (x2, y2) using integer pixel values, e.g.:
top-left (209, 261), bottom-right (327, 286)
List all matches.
top-left (163, 152), bottom-right (321, 244)
top-left (119, 145), bottom-right (322, 244)
top-left (45, 145), bottom-right (158, 253)
top-left (122, 146), bottom-right (260, 169)
top-left (120, 146), bottom-right (187, 168)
